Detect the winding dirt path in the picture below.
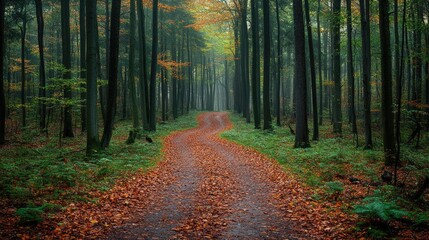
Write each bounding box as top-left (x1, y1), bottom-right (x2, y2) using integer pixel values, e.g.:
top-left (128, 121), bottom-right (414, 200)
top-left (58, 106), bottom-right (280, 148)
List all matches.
top-left (107, 112), bottom-right (313, 239)
top-left (43, 112), bottom-right (354, 239)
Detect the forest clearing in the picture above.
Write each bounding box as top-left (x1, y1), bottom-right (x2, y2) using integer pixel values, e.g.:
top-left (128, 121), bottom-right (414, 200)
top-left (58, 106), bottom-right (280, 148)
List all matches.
top-left (0, 0), bottom-right (429, 239)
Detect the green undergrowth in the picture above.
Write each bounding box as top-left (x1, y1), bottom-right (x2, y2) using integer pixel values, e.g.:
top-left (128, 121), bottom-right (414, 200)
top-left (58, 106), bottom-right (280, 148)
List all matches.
top-left (222, 113), bottom-right (385, 187)
top-left (223, 113), bottom-right (429, 237)
top-left (0, 112), bottom-right (199, 223)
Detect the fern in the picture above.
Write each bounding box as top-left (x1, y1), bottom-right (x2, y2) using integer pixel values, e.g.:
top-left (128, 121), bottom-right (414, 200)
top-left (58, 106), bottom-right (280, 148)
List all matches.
top-left (354, 196), bottom-right (409, 222)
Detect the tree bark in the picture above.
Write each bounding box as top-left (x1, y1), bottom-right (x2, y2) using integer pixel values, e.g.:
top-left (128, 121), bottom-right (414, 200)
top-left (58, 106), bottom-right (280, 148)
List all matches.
top-left (251, 0), bottom-right (261, 129)
top-left (61, 0), bottom-right (74, 138)
top-left (332, 0), bottom-right (342, 135)
top-left (101, 0), bottom-right (121, 148)
top-left (379, 0), bottom-right (396, 166)
top-left (86, 0), bottom-right (100, 154)
top-left (35, 0), bottom-right (47, 132)
top-left (0, 0), bottom-right (5, 144)
top-left (360, 0), bottom-right (373, 149)
top-left (304, 0), bottom-right (319, 140)
top-left (346, 0), bottom-right (357, 136)
top-left (293, 0), bottom-right (310, 148)
top-left (79, 0), bottom-right (86, 132)
top-left (262, 0), bottom-right (271, 130)
top-left (149, 0), bottom-right (159, 131)
top-left (137, 0), bottom-right (149, 130)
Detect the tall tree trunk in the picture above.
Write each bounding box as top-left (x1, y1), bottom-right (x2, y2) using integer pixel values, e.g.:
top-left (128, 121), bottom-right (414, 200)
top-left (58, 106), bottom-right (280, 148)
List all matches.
top-left (379, 0), bottom-right (396, 166)
top-left (240, 0), bottom-right (250, 123)
top-left (317, 0), bottom-right (323, 125)
top-left (263, 0), bottom-right (271, 130)
top-left (137, 0), bottom-right (149, 130)
top-left (35, 0), bottom-right (47, 132)
top-left (101, 0), bottom-right (121, 148)
top-left (79, 0), bottom-right (86, 132)
top-left (128, 0), bottom-right (140, 136)
top-left (332, 0), bottom-right (342, 135)
top-left (251, 0), bottom-right (261, 129)
top-left (149, 0), bottom-right (158, 131)
top-left (62, 0), bottom-right (74, 138)
top-left (20, 12), bottom-right (27, 128)
top-left (304, 0), bottom-right (319, 140)
top-left (86, 0), bottom-right (99, 154)
top-left (0, 0), bottom-right (5, 144)
top-left (293, 0), bottom-right (309, 148)
top-left (275, 0), bottom-right (282, 126)
top-left (360, 0), bottom-right (373, 149)
top-left (346, 0), bottom-right (357, 136)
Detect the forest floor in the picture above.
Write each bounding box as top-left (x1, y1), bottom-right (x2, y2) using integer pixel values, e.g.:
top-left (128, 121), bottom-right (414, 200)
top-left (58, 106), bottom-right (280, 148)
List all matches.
top-left (1, 112), bottom-right (428, 239)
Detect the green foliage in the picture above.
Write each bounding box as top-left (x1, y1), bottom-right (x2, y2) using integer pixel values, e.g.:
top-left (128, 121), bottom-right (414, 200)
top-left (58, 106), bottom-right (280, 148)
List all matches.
top-left (0, 112), bottom-right (199, 207)
top-left (325, 181), bottom-right (344, 195)
top-left (353, 191), bottom-right (410, 222)
top-left (16, 207), bottom-right (44, 224)
top-left (16, 203), bottom-right (62, 225)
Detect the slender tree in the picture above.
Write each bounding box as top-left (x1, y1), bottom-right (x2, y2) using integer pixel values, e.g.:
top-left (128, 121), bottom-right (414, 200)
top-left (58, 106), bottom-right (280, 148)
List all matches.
top-left (379, 0), bottom-right (396, 165)
top-left (275, 0), bottom-right (281, 126)
top-left (304, 0), bottom-right (319, 140)
top-left (101, 0), bottom-right (122, 148)
top-left (346, 0), bottom-right (357, 139)
top-left (332, 0), bottom-right (342, 135)
top-left (149, 0), bottom-right (159, 131)
top-left (262, 0), bottom-right (271, 130)
top-left (251, 0), bottom-right (261, 129)
top-left (359, 0), bottom-right (373, 149)
top-left (240, 0), bottom-right (250, 123)
top-left (19, 3), bottom-right (28, 128)
top-left (127, 0), bottom-right (140, 143)
top-left (61, 0), bottom-right (74, 138)
top-left (86, 0), bottom-right (99, 154)
top-left (0, 0), bottom-right (5, 144)
top-left (317, 0), bottom-right (323, 125)
top-left (137, 0), bottom-right (149, 130)
top-left (80, 0), bottom-right (86, 132)
top-left (293, 0), bottom-right (309, 148)
top-left (35, 0), bottom-right (46, 132)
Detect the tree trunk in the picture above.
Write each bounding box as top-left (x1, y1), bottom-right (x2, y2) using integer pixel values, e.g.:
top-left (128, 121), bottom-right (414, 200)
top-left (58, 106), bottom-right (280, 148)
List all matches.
top-left (346, 0), bottom-right (357, 136)
top-left (332, 0), bottom-right (342, 135)
top-left (379, 0), bottom-right (396, 166)
top-left (360, 0), bottom-right (373, 149)
top-left (0, 0), bottom-right (5, 144)
top-left (262, 0), bottom-right (271, 130)
top-left (148, 0), bottom-right (159, 131)
top-left (137, 0), bottom-right (149, 130)
top-left (62, 0), bottom-right (74, 138)
top-left (317, 0), bottom-right (323, 125)
top-left (304, 0), bottom-right (318, 140)
top-left (101, 0), bottom-right (121, 148)
top-left (79, 0), bottom-right (86, 132)
top-left (128, 0), bottom-right (140, 138)
top-left (240, 0), bottom-right (250, 123)
top-left (275, 0), bottom-right (282, 126)
top-left (20, 14), bottom-right (27, 128)
top-left (86, 0), bottom-right (100, 154)
top-left (293, 0), bottom-right (309, 148)
top-left (35, 0), bottom-right (47, 132)
top-left (251, 0), bottom-right (261, 129)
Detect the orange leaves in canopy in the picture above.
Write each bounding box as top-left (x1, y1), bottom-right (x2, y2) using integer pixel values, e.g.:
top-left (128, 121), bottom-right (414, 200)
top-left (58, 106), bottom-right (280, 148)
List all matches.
top-left (186, 0), bottom-right (233, 31)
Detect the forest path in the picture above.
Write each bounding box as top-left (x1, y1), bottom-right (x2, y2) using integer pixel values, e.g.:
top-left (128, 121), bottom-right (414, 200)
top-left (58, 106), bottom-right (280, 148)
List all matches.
top-left (107, 112), bottom-right (312, 239)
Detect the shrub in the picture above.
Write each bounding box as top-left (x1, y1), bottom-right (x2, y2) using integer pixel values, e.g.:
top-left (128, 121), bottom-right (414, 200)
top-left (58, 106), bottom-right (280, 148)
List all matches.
top-left (354, 195), bottom-right (409, 222)
top-left (16, 203), bottom-right (62, 225)
top-left (325, 181), bottom-right (344, 200)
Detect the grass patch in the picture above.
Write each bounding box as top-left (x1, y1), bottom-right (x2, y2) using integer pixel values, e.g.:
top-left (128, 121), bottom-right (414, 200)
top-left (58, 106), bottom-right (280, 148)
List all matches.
top-left (0, 112), bottom-right (200, 208)
top-left (222, 113), bottom-right (385, 187)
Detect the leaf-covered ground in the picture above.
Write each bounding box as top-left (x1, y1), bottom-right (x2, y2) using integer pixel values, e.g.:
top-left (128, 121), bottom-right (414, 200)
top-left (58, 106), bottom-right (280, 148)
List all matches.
top-left (3, 112), bottom-right (368, 239)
